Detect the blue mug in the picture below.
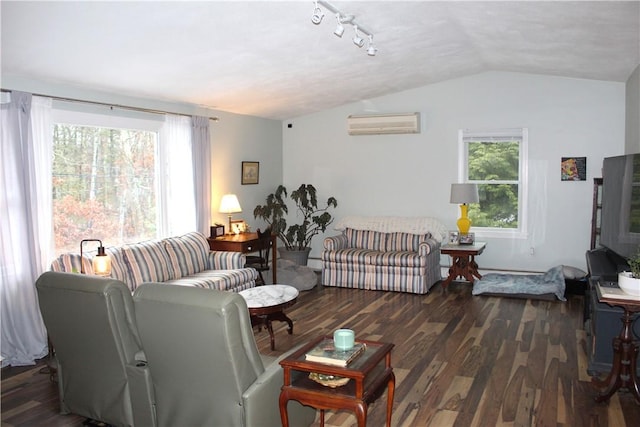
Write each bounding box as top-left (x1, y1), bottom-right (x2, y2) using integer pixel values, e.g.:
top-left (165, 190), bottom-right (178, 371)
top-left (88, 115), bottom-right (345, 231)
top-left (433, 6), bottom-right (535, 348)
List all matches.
top-left (333, 329), bottom-right (355, 351)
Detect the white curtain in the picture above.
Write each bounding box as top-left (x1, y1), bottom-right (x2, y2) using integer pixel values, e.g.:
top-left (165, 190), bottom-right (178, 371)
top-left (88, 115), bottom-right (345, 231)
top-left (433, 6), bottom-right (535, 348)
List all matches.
top-left (191, 116), bottom-right (211, 235)
top-left (157, 114), bottom-right (196, 237)
top-left (1, 92), bottom-right (52, 367)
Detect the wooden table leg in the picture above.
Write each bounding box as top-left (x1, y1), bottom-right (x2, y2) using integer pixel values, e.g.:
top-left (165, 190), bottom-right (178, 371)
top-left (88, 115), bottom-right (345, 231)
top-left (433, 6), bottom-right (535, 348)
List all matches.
top-left (264, 311), bottom-right (294, 350)
top-left (592, 308), bottom-right (640, 404)
top-left (279, 393), bottom-right (290, 427)
top-left (469, 255), bottom-right (482, 280)
top-left (354, 402), bottom-right (367, 427)
top-left (386, 372), bottom-right (396, 427)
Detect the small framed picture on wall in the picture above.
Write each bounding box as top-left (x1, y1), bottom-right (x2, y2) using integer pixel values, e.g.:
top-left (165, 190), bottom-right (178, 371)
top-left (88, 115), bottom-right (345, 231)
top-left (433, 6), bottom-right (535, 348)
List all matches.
top-left (241, 161), bottom-right (259, 185)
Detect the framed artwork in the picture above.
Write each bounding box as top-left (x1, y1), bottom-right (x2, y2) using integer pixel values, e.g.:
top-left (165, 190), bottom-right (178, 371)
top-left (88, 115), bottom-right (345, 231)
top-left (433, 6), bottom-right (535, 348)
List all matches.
top-left (459, 233), bottom-right (475, 245)
top-left (242, 161), bottom-right (259, 185)
top-left (561, 157), bottom-right (587, 181)
top-left (230, 219), bottom-right (246, 234)
top-left (447, 230), bottom-right (459, 245)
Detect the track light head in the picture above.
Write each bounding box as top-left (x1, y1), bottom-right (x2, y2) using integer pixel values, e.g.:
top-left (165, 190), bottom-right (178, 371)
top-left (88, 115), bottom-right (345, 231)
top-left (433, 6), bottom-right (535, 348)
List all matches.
top-left (353, 26), bottom-right (365, 48)
top-left (311, 1), bottom-right (377, 56)
top-left (311, 2), bottom-right (324, 25)
top-left (334, 14), bottom-right (345, 37)
top-left (367, 35), bottom-right (377, 56)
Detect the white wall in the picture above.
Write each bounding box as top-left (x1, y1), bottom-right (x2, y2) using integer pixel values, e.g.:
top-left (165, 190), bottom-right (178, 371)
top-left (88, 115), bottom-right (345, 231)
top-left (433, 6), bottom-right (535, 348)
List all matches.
top-left (1, 75), bottom-right (284, 237)
top-left (210, 111), bottom-right (283, 232)
top-left (626, 65), bottom-right (640, 154)
top-left (282, 72), bottom-right (626, 272)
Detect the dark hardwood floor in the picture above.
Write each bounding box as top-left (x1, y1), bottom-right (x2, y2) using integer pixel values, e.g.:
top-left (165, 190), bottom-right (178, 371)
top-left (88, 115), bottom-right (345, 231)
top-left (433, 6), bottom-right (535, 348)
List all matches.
top-left (3, 281), bottom-right (640, 426)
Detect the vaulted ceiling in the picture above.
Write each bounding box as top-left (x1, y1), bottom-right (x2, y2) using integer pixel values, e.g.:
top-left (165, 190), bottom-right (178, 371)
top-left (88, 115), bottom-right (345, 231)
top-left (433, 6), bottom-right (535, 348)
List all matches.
top-left (2, 1), bottom-right (639, 120)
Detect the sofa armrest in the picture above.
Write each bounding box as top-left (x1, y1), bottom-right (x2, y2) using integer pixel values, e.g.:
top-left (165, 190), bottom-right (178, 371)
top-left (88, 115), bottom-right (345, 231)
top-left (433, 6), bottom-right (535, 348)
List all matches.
top-left (207, 251), bottom-right (247, 270)
top-left (323, 234), bottom-right (348, 251)
top-left (419, 238), bottom-right (440, 256)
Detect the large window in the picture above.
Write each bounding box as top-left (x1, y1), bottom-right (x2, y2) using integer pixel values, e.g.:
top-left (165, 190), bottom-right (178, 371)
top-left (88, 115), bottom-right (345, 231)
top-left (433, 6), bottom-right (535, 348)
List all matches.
top-left (458, 128), bottom-right (528, 237)
top-left (52, 108), bottom-right (194, 254)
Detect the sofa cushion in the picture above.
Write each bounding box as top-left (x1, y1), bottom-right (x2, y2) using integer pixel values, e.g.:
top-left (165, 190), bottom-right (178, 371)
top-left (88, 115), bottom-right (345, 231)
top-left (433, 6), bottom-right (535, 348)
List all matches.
top-left (321, 248), bottom-right (379, 264)
top-left (322, 248), bottom-right (426, 268)
top-left (345, 228), bottom-right (385, 251)
top-left (165, 269), bottom-right (257, 292)
top-left (105, 246), bottom-right (130, 284)
top-left (384, 232), bottom-right (431, 252)
top-left (367, 251), bottom-right (427, 267)
top-left (163, 232), bottom-right (209, 277)
top-left (122, 240), bottom-right (173, 290)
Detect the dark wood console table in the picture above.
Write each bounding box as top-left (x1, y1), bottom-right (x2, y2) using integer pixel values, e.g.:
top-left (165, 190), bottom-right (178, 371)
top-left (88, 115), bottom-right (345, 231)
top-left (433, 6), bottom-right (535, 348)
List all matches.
top-left (208, 232), bottom-right (277, 284)
top-left (592, 282), bottom-right (640, 404)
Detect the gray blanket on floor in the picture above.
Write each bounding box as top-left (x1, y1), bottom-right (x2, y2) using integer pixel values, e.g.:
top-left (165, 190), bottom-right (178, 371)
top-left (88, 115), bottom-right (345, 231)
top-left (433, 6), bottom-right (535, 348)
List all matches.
top-left (472, 265), bottom-right (566, 301)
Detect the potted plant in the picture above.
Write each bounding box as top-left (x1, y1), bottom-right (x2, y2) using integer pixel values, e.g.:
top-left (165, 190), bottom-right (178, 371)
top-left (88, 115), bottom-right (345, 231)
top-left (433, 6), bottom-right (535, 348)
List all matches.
top-left (619, 248), bottom-right (640, 296)
top-left (254, 184), bottom-right (338, 265)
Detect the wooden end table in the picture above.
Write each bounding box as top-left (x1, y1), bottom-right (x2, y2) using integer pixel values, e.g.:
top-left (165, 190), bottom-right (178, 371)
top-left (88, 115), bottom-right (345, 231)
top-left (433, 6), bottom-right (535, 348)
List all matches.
top-left (239, 284), bottom-right (298, 351)
top-left (592, 282), bottom-right (640, 404)
top-left (279, 336), bottom-right (395, 427)
top-left (440, 242), bottom-right (486, 290)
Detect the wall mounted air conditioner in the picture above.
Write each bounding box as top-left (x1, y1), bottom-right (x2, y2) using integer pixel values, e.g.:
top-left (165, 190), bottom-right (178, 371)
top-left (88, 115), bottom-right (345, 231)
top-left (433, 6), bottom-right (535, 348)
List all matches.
top-left (347, 112), bottom-right (421, 135)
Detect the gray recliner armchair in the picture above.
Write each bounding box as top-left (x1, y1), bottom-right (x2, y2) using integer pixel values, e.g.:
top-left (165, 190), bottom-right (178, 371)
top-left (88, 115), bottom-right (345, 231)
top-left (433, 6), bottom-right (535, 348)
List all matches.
top-left (133, 283), bottom-right (316, 427)
top-left (35, 271), bottom-right (156, 427)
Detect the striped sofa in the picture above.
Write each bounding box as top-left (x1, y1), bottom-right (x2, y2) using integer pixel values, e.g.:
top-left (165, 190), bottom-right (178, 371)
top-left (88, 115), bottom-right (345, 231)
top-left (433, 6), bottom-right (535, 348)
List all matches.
top-left (321, 216), bottom-right (445, 294)
top-left (50, 231), bottom-right (258, 293)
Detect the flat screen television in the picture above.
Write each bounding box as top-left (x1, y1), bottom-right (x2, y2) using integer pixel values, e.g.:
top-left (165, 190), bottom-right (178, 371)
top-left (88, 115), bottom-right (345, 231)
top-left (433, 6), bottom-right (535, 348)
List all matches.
top-left (600, 153), bottom-right (640, 262)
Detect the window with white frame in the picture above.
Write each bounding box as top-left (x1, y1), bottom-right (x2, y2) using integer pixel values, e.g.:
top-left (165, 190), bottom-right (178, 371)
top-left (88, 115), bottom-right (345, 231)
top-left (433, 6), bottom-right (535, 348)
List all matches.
top-left (458, 128), bottom-right (528, 238)
top-left (51, 107), bottom-right (195, 254)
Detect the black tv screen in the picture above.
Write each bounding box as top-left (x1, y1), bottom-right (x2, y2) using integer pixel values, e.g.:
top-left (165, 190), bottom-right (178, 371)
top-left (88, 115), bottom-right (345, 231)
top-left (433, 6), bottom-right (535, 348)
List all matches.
top-left (600, 153), bottom-right (640, 260)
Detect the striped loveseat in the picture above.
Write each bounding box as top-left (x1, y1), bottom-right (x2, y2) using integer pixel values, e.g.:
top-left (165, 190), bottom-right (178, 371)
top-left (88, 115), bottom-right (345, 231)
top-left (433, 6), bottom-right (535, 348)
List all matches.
top-left (321, 216), bottom-right (446, 294)
top-left (50, 231), bottom-right (258, 293)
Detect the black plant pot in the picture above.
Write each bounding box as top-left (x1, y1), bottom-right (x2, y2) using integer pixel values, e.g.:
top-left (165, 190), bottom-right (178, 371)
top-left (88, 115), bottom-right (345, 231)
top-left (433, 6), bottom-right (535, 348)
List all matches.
top-left (278, 247), bottom-right (311, 266)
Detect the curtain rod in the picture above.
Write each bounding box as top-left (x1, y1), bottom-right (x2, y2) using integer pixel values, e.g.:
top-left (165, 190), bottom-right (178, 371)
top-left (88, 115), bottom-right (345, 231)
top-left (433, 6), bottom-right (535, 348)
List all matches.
top-left (0, 89), bottom-right (219, 121)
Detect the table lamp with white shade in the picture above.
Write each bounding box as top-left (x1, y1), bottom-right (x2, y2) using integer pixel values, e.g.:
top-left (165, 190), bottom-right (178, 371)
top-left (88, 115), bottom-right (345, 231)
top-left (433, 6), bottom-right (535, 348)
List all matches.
top-left (450, 183), bottom-right (479, 235)
top-left (219, 194), bottom-right (242, 235)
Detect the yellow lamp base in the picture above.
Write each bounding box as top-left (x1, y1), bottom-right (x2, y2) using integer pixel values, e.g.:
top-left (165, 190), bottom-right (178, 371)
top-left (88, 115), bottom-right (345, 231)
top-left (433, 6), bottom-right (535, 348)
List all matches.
top-left (456, 204), bottom-right (472, 235)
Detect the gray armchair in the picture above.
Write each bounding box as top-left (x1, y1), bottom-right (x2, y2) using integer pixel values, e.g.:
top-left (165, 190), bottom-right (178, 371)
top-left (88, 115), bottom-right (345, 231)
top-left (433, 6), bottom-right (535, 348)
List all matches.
top-left (133, 283), bottom-right (316, 427)
top-left (35, 271), bottom-right (156, 427)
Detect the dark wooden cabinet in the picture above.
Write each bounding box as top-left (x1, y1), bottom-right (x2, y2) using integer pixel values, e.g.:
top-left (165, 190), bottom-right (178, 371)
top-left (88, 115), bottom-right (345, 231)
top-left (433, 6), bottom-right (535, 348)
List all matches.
top-left (585, 249), bottom-right (639, 376)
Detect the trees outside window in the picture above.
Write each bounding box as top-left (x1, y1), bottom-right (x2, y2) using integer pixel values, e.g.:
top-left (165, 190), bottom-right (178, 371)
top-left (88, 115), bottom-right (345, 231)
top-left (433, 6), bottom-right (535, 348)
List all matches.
top-left (53, 124), bottom-right (158, 253)
top-left (459, 128), bottom-right (528, 237)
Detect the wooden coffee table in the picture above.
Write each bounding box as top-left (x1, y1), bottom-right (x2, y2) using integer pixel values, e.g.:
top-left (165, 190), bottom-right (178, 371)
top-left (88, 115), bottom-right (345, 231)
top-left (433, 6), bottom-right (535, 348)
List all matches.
top-left (279, 336), bottom-right (395, 427)
top-left (239, 284), bottom-right (298, 350)
top-left (440, 242), bottom-right (486, 290)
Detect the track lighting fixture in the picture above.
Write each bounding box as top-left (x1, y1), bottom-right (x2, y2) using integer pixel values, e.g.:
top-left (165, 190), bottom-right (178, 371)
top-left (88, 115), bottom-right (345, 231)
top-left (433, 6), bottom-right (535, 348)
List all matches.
top-left (367, 35), bottom-right (377, 56)
top-left (352, 26), bottom-right (365, 48)
top-left (334, 14), bottom-right (344, 37)
top-left (311, 0), bottom-right (377, 56)
top-left (311, 1), bottom-right (324, 25)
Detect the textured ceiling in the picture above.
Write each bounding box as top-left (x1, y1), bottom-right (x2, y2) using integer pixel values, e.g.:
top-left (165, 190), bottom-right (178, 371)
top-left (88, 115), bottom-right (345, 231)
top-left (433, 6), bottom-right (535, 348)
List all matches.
top-left (1, 1), bottom-right (639, 120)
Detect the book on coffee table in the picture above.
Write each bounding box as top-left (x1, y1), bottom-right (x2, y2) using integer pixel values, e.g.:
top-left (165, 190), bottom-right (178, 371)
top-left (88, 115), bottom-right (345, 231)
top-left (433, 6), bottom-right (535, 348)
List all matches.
top-left (304, 339), bottom-right (366, 367)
